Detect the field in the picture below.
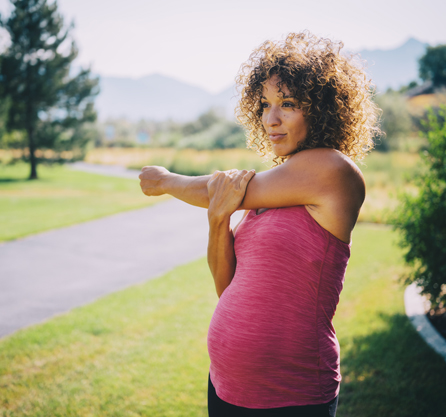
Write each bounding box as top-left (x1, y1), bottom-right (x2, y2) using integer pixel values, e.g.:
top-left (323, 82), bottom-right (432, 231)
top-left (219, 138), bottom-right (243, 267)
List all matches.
top-left (0, 163), bottom-right (168, 242)
top-left (1, 224), bottom-right (445, 417)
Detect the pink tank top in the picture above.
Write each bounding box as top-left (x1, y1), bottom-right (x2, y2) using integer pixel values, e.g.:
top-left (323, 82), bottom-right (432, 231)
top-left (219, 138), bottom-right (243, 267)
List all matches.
top-left (207, 206), bottom-right (351, 408)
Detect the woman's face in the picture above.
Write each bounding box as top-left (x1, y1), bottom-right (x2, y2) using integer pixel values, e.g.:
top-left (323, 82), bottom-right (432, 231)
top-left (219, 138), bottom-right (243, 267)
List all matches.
top-left (261, 75), bottom-right (308, 157)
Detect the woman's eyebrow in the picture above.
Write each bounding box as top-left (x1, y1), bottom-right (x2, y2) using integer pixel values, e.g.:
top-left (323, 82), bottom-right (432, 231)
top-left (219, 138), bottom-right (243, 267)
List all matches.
top-left (261, 95), bottom-right (295, 100)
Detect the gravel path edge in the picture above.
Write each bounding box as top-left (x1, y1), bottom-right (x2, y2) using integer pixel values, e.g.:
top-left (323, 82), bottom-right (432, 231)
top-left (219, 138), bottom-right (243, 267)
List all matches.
top-left (404, 283), bottom-right (446, 361)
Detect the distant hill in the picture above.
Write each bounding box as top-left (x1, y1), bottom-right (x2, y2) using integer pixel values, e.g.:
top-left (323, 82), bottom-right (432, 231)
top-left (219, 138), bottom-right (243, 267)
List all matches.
top-left (95, 38), bottom-right (429, 121)
top-left (357, 38), bottom-right (428, 93)
top-left (95, 73), bottom-right (238, 122)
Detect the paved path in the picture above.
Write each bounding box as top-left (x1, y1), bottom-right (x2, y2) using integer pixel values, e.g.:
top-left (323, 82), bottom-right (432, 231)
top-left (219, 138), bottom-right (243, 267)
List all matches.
top-left (0, 163), bottom-right (242, 338)
top-left (405, 283), bottom-right (446, 362)
top-left (70, 161), bottom-right (142, 179)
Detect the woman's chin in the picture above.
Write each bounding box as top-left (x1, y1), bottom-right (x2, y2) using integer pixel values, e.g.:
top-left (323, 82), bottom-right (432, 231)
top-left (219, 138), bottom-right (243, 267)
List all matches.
top-left (272, 145), bottom-right (302, 159)
top-left (271, 145), bottom-right (285, 158)
top-left (272, 148), bottom-right (293, 158)
top-left (270, 142), bottom-right (298, 158)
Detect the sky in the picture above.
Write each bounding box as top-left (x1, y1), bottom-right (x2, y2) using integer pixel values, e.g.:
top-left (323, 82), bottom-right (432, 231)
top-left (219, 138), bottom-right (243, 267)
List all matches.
top-left (1, 0), bottom-right (446, 93)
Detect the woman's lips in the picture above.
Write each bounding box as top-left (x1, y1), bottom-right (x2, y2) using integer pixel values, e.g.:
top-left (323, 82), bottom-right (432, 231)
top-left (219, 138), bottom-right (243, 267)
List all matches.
top-left (269, 133), bottom-right (286, 142)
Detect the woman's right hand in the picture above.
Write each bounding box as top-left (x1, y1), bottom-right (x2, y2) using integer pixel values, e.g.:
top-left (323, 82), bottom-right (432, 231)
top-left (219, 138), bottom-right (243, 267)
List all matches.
top-left (139, 166), bottom-right (171, 196)
top-left (207, 169), bottom-right (256, 219)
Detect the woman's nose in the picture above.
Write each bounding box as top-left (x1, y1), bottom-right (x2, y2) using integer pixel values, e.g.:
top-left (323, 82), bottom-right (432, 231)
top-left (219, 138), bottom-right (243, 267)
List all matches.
top-left (264, 106), bottom-right (281, 126)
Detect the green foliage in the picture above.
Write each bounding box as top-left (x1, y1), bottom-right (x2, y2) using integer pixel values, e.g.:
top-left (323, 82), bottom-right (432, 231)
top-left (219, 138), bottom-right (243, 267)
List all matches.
top-left (0, 0), bottom-right (99, 178)
top-left (398, 80), bottom-right (419, 94)
top-left (177, 120), bottom-right (245, 150)
top-left (0, 97), bottom-right (9, 143)
top-left (374, 92), bottom-right (412, 151)
top-left (181, 109), bottom-right (221, 136)
top-left (412, 105), bottom-right (446, 142)
top-left (0, 57), bottom-right (9, 140)
top-left (174, 109), bottom-right (246, 150)
top-left (96, 118), bottom-right (155, 148)
top-left (419, 44), bottom-right (446, 87)
top-left (0, 128), bottom-right (27, 149)
top-left (392, 106), bottom-right (446, 307)
top-left (97, 109), bottom-right (245, 150)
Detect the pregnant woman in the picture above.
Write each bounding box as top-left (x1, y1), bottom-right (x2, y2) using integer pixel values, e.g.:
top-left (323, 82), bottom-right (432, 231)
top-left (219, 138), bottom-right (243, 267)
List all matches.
top-left (140, 31), bottom-right (380, 416)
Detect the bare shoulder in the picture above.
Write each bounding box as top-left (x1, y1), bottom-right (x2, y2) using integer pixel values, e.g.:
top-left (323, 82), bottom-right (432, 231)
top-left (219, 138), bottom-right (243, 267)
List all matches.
top-left (286, 148), bottom-right (365, 194)
top-left (287, 148), bottom-right (362, 175)
top-left (241, 147), bottom-right (365, 215)
top-left (287, 149), bottom-right (365, 242)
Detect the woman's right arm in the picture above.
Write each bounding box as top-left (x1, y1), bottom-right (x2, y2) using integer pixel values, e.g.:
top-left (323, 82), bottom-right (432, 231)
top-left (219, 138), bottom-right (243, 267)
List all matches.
top-left (139, 166), bottom-right (211, 208)
top-left (139, 149), bottom-right (364, 220)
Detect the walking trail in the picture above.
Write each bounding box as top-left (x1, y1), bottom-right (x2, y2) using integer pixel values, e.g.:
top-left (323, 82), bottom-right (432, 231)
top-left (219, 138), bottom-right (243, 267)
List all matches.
top-left (0, 162), bottom-right (242, 338)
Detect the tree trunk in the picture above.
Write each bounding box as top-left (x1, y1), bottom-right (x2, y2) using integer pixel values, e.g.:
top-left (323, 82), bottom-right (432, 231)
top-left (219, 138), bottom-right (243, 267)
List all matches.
top-left (27, 125), bottom-right (38, 180)
top-left (25, 59), bottom-right (38, 180)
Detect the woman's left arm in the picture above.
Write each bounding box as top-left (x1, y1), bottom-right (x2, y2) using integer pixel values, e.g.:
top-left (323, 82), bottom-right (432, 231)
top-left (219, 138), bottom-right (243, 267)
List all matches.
top-left (207, 169), bottom-right (255, 297)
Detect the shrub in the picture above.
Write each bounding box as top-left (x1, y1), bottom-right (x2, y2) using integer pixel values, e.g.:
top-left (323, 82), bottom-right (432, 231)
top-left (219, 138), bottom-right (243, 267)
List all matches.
top-left (176, 121), bottom-right (245, 150)
top-left (374, 92), bottom-right (413, 151)
top-left (392, 105), bottom-right (446, 308)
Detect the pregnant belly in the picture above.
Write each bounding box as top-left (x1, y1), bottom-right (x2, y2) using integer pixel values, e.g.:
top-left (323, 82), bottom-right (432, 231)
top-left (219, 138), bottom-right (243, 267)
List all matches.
top-left (207, 285), bottom-right (319, 379)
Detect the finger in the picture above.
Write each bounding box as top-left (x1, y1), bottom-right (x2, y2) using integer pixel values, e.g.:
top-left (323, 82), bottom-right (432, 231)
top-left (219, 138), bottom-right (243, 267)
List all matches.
top-left (232, 169), bottom-right (248, 186)
top-left (239, 169), bottom-right (256, 189)
top-left (233, 169), bottom-right (248, 179)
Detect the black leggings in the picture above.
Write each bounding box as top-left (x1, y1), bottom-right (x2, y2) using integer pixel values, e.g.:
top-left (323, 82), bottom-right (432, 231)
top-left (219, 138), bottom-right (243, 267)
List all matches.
top-left (208, 375), bottom-right (338, 417)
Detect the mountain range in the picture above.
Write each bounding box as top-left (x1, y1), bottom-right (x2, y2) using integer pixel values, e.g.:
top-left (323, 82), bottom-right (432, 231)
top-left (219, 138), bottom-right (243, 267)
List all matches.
top-left (359, 37), bottom-right (428, 93)
top-left (95, 38), bottom-right (428, 122)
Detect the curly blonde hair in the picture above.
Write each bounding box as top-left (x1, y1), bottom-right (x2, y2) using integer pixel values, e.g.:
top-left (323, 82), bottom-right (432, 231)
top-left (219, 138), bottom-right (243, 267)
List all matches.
top-left (235, 31), bottom-right (381, 163)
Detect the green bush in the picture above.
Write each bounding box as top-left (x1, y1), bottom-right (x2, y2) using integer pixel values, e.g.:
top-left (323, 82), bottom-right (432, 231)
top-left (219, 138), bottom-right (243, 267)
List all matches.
top-left (374, 92), bottom-right (413, 151)
top-left (392, 106), bottom-right (446, 308)
top-left (177, 121), bottom-right (245, 150)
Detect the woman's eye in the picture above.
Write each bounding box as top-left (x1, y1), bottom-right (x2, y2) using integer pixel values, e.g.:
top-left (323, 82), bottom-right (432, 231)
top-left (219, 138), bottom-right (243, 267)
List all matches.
top-left (261, 102), bottom-right (269, 109)
top-left (283, 102), bottom-right (294, 108)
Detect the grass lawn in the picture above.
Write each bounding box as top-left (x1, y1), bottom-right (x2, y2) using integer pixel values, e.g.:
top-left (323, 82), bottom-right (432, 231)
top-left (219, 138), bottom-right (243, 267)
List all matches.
top-left (1, 224), bottom-right (445, 416)
top-left (357, 151), bottom-right (421, 223)
top-left (0, 163), bottom-right (168, 242)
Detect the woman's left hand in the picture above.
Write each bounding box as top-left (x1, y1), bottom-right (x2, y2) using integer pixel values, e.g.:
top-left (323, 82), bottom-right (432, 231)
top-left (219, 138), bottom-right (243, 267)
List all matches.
top-left (207, 169), bottom-right (256, 219)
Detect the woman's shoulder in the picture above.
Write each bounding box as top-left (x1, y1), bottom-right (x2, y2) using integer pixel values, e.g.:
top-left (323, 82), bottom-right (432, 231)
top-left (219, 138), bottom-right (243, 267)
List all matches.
top-left (287, 148), bottom-right (364, 181)
top-left (286, 150), bottom-right (365, 242)
top-left (286, 148), bottom-right (365, 203)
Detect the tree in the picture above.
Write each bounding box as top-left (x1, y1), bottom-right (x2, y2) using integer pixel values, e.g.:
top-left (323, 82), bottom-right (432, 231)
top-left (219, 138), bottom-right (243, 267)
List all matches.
top-left (392, 105), bottom-right (446, 309)
top-left (0, 0), bottom-right (99, 179)
top-left (0, 56), bottom-right (9, 140)
top-left (419, 44), bottom-right (446, 88)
